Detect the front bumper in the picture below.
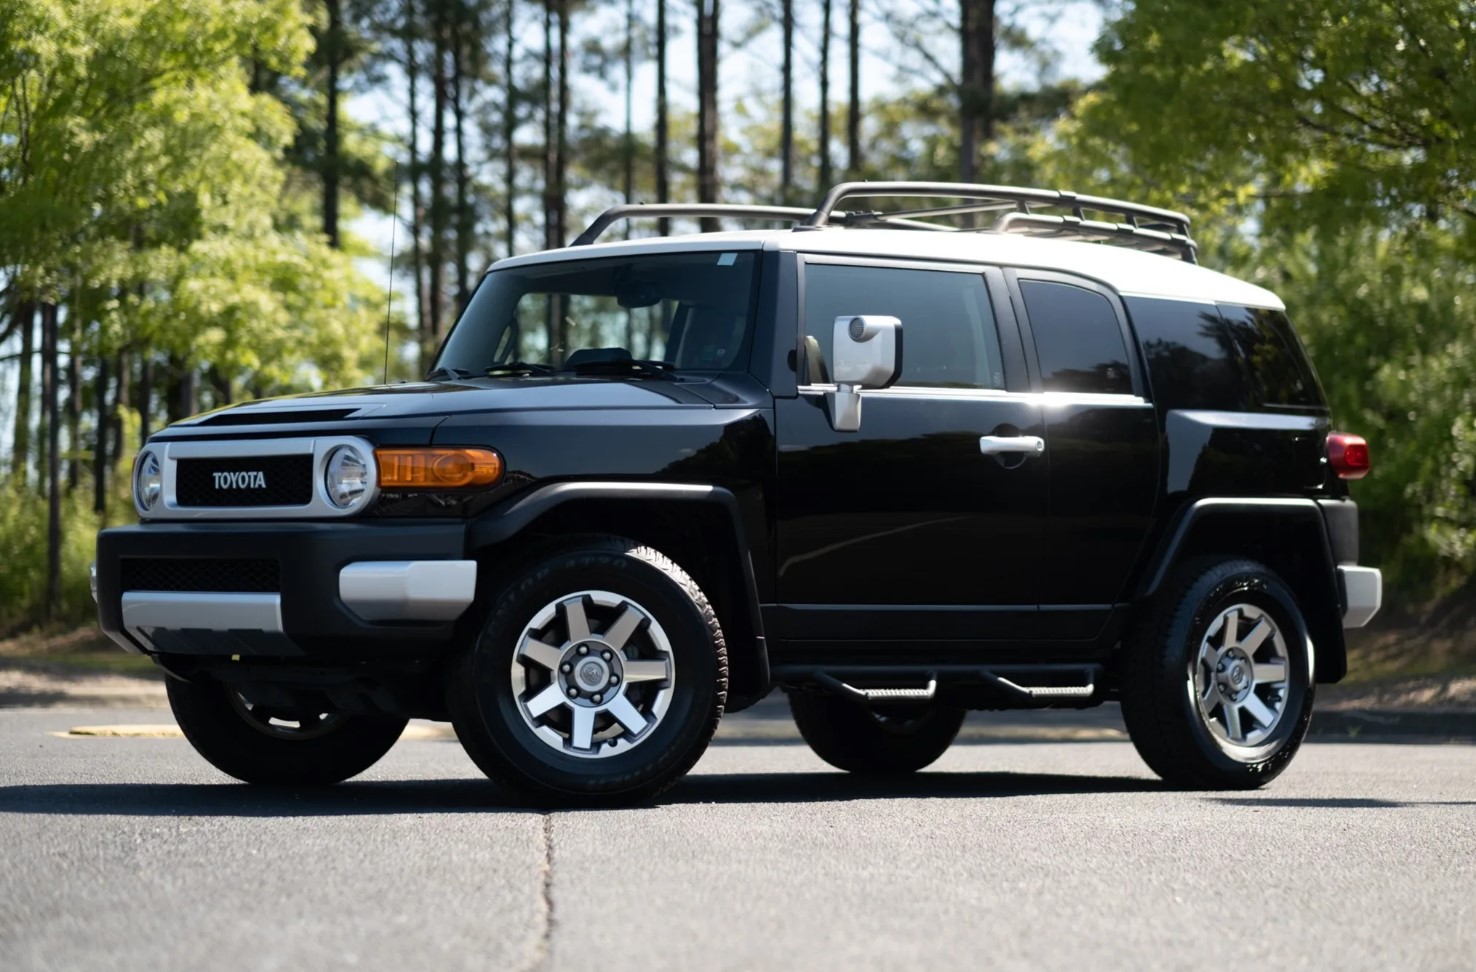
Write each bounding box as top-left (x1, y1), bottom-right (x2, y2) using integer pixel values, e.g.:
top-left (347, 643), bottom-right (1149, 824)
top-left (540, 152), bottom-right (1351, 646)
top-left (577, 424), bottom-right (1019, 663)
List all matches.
top-left (96, 520), bottom-right (474, 658)
top-left (1339, 565), bottom-right (1382, 629)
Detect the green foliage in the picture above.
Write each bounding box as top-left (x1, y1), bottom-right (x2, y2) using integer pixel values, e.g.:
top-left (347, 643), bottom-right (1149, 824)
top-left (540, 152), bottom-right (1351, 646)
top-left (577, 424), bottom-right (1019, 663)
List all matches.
top-left (1051, 0), bottom-right (1476, 602)
top-left (0, 477), bottom-right (116, 634)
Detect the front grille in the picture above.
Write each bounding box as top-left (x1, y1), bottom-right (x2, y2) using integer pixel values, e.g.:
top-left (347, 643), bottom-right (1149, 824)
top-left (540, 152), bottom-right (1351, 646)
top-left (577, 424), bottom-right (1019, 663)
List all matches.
top-left (175, 454), bottom-right (313, 507)
top-left (121, 558), bottom-right (281, 593)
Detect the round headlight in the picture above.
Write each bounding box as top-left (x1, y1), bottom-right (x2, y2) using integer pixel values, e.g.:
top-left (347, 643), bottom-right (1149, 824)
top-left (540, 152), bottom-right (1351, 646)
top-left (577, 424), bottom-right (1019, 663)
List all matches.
top-left (324, 445), bottom-right (371, 509)
top-left (134, 451), bottom-right (162, 512)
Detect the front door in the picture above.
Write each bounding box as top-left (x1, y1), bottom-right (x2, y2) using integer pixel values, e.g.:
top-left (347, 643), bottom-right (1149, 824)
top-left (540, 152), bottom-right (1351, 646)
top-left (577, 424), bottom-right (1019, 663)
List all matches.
top-left (771, 257), bottom-right (1047, 648)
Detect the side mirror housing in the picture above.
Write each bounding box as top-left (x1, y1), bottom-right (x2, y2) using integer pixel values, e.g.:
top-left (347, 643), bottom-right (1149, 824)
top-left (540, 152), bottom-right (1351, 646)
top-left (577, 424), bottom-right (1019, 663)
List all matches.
top-left (828, 315), bottom-right (902, 432)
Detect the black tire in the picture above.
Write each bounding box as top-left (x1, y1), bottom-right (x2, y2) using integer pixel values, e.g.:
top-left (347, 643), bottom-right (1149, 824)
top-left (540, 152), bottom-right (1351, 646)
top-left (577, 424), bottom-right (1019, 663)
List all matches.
top-left (166, 676), bottom-right (407, 785)
top-left (447, 537), bottom-right (727, 804)
top-left (1120, 557), bottom-right (1315, 790)
top-left (787, 691), bottom-right (966, 775)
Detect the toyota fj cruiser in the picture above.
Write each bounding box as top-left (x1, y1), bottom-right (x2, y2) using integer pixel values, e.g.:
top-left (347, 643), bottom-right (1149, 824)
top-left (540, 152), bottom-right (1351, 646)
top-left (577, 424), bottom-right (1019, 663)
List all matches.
top-left (94, 182), bottom-right (1382, 803)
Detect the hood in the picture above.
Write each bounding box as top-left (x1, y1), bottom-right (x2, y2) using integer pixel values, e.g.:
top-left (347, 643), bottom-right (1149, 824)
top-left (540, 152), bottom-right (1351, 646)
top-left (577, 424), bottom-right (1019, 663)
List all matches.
top-left (178, 376), bottom-right (717, 428)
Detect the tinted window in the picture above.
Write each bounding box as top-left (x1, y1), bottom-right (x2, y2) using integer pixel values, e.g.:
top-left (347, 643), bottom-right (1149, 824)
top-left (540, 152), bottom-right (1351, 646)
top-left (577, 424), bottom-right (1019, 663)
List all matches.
top-left (437, 251), bottom-right (758, 372)
top-left (802, 264), bottom-right (1005, 389)
top-left (1218, 305), bottom-right (1322, 407)
top-left (1126, 297), bottom-right (1250, 409)
top-left (1020, 280), bottom-right (1132, 395)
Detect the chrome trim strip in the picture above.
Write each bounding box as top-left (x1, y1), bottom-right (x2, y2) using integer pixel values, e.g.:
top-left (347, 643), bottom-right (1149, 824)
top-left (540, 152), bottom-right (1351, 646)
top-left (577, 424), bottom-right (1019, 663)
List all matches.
top-left (122, 592), bottom-right (284, 650)
top-left (339, 560), bottom-right (478, 622)
top-left (138, 435), bottom-right (379, 520)
top-left (1339, 566), bottom-right (1382, 629)
top-left (797, 384), bottom-right (1146, 406)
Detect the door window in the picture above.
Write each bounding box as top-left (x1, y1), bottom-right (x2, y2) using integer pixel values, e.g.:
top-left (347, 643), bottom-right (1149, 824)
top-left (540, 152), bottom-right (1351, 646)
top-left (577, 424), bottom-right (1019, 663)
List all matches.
top-left (1019, 280), bottom-right (1133, 395)
top-left (801, 263), bottom-right (1006, 389)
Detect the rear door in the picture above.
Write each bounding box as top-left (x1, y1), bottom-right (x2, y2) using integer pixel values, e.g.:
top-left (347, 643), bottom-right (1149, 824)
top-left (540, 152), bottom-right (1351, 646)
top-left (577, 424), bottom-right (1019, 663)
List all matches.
top-left (1007, 271), bottom-right (1160, 636)
top-left (771, 256), bottom-right (1049, 647)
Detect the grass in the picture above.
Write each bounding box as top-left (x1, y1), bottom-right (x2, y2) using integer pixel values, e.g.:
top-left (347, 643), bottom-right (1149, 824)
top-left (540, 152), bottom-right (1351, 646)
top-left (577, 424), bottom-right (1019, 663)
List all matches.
top-left (0, 626), bottom-right (160, 679)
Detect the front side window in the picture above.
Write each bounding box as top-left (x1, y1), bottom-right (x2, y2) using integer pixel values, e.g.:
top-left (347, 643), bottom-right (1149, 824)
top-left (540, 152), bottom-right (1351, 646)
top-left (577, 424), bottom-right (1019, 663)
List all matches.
top-left (801, 263), bottom-right (1006, 389)
top-left (435, 250), bottom-right (759, 374)
top-left (1020, 279), bottom-right (1133, 395)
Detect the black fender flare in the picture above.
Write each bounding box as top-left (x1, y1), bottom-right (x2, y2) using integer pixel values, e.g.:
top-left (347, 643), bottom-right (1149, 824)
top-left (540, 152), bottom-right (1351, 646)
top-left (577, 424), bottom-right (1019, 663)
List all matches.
top-left (467, 481), bottom-right (769, 699)
top-left (1136, 497), bottom-right (1347, 682)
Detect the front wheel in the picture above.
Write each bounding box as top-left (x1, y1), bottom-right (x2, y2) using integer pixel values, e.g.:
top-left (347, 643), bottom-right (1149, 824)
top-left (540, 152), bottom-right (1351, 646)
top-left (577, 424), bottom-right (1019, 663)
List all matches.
top-left (166, 676), bottom-right (407, 785)
top-left (447, 538), bottom-right (728, 804)
top-left (1120, 557), bottom-right (1315, 790)
top-left (788, 691), bottom-right (965, 775)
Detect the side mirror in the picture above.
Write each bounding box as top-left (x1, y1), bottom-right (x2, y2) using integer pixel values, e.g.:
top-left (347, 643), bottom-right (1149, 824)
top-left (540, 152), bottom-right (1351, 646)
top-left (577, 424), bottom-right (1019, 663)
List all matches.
top-left (828, 315), bottom-right (902, 432)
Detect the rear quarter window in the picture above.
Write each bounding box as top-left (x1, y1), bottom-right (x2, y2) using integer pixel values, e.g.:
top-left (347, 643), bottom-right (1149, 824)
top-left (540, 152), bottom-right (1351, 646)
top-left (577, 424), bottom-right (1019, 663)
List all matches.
top-left (1124, 298), bottom-right (1326, 411)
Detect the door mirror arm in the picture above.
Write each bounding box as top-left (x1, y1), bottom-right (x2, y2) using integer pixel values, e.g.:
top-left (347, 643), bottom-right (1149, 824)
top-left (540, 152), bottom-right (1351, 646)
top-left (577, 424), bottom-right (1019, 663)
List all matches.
top-left (826, 315), bottom-right (902, 432)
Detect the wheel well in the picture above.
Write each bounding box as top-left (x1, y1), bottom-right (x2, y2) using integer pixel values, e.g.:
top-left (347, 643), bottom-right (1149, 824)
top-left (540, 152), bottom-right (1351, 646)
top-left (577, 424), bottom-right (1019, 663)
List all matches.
top-left (1149, 512), bottom-right (1347, 682)
top-left (471, 497), bottom-right (768, 708)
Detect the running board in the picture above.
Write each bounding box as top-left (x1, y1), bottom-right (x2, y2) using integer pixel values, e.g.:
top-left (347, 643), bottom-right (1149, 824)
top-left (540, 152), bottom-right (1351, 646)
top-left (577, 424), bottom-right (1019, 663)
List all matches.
top-left (987, 674), bottom-right (1096, 699)
top-left (813, 672), bottom-right (937, 704)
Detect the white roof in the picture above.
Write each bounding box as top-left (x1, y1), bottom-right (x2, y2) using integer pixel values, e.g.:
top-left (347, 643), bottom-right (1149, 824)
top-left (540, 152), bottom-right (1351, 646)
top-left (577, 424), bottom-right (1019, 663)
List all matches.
top-left (493, 227), bottom-right (1285, 310)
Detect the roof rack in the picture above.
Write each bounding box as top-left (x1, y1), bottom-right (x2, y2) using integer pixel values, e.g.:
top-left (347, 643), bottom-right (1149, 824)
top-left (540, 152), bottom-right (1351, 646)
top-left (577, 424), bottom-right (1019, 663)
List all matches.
top-left (571, 182), bottom-right (1199, 263)
top-left (571, 203), bottom-right (814, 246)
top-left (803, 181), bottom-right (1198, 263)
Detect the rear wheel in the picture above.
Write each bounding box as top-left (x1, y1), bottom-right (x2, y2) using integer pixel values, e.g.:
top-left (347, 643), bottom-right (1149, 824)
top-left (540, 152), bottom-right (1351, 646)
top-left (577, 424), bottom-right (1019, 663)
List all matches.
top-left (788, 691), bottom-right (965, 774)
top-left (166, 676), bottom-right (407, 785)
top-left (448, 537), bottom-right (727, 804)
top-left (1120, 557), bottom-right (1315, 789)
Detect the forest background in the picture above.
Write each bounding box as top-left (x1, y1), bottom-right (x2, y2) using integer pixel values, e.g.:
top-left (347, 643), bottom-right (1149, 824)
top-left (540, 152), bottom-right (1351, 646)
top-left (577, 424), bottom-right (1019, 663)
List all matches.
top-left (2, 0), bottom-right (1474, 676)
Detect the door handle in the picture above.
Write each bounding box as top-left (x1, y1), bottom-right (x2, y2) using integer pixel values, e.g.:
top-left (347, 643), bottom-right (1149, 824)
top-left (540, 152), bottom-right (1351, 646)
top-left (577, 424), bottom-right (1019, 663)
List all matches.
top-left (979, 435), bottom-right (1045, 457)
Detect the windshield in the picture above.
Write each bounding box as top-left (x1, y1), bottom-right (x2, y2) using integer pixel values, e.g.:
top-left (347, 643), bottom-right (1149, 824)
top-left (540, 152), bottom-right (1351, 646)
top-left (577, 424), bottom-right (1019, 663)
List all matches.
top-left (434, 250), bottom-right (760, 375)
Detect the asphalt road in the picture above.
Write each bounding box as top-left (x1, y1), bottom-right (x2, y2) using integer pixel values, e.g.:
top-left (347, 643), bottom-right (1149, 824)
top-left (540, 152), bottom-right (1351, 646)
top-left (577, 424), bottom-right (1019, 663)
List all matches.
top-left (1, 703), bottom-right (1473, 972)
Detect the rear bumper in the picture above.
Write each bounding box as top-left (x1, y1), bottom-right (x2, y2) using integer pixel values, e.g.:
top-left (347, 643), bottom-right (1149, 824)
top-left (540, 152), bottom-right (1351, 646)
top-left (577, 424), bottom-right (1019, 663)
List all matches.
top-left (95, 520), bottom-right (473, 658)
top-left (1339, 565), bottom-right (1382, 628)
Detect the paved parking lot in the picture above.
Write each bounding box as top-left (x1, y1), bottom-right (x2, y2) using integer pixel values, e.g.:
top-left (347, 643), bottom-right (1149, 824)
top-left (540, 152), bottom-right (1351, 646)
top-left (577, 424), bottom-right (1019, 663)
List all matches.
top-left (1, 703), bottom-right (1473, 971)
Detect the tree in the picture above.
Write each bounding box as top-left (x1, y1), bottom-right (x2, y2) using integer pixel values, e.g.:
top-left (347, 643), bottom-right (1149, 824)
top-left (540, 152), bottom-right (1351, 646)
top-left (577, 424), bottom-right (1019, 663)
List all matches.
top-left (847, 0), bottom-right (861, 176)
top-left (781, 0), bottom-right (795, 201)
top-left (959, 0), bottom-right (996, 183)
top-left (696, 0), bottom-right (720, 215)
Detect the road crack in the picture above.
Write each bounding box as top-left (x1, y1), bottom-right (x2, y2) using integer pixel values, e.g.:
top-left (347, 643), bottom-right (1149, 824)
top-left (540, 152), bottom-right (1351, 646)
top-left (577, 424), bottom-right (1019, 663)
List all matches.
top-left (528, 812), bottom-right (555, 972)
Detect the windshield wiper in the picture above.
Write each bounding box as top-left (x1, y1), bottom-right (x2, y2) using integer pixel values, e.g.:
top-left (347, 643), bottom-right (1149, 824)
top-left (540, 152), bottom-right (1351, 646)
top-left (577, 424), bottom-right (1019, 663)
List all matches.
top-left (567, 358), bottom-right (678, 378)
top-left (485, 361), bottom-right (556, 376)
top-left (424, 366), bottom-right (476, 381)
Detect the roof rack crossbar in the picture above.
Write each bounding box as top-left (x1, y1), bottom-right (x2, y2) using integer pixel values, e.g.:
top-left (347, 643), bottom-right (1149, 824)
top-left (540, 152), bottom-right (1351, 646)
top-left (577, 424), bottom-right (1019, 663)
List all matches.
top-left (572, 203), bottom-right (814, 246)
top-left (992, 212), bottom-right (1199, 262)
top-left (804, 181), bottom-right (1194, 253)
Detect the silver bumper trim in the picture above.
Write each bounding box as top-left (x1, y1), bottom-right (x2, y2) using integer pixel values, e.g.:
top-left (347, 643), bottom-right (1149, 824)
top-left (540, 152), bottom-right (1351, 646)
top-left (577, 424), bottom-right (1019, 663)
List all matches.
top-left (1339, 566), bottom-right (1382, 629)
top-left (338, 560), bottom-right (478, 622)
top-left (121, 591), bottom-right (284, 650)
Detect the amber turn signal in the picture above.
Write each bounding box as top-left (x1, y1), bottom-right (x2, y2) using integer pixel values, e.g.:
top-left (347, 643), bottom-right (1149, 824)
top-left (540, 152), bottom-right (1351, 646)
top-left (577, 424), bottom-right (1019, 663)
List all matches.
top-left (375, 447), bottom-right (503, 489)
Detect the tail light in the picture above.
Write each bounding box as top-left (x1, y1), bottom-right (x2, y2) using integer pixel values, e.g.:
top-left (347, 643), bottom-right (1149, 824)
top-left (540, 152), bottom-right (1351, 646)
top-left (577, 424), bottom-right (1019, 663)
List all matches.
top-left (1327, 433), bottom-right (1370, 480)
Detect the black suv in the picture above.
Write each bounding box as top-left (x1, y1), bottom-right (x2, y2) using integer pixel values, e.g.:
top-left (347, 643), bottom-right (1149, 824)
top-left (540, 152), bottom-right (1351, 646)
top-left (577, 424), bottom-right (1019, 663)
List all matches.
top-left (95, 182), bottom-right (1382, 803)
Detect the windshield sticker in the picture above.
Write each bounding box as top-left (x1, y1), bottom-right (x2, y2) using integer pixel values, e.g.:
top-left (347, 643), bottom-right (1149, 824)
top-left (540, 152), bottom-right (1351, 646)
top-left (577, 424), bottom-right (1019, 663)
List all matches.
top-left (716, 252), bottom-right (737, 266)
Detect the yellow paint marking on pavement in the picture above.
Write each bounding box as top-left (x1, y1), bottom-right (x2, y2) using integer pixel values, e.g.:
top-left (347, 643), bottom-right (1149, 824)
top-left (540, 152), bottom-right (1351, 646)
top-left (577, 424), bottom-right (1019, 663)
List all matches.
top-left (63, 725), bottom-right (183, 738)
top-left (55, 723), bottom-right (458, 740)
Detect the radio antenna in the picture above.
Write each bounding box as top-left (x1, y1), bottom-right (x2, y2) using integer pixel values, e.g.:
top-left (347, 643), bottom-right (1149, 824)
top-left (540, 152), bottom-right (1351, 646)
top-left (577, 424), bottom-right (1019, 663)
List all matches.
top-left (382, 160), bottom-right (400, 385)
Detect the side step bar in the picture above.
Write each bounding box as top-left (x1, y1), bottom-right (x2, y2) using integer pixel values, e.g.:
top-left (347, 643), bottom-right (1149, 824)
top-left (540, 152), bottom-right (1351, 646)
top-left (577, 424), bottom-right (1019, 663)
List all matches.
top-left (814, 673), bottom-right (937, 704)
top-left (777, 663), bottom-right (1102, 705)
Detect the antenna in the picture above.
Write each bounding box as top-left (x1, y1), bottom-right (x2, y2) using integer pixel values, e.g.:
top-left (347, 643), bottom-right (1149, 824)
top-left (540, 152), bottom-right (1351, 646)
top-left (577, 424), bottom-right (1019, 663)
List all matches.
top-left (382, 161), bottom-right (400, 385)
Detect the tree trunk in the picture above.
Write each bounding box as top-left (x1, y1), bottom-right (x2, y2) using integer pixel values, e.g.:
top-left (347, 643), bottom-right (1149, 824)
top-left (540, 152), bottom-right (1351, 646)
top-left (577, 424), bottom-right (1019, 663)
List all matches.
top-left (623, 0), bottom-right (635, 213)
top-left (11, 300), bottom-right (34, 482)
top-left (695, 0), bottom-right (720, 224)
top-left (847, 0), bottom-right (861, 176)
top-left (324, 0), bottom-right (342, 248)
top-left (405, 1), bottom-right (429, 368)
top-left (452, 26), bottom-right (471, 311)
top-left (655, 0), bottom-right (670, 234)
top-left (41, 302), bottom-right (60, 622)
top-left (138, 356), bottom-right (153, 447)
top-left (504, 0), bottom-right (517, 258)
top-left (781, 0), bottom-right (794, 202)
top-left (959, 0), bottom-right (995, 184)
top-left (554, 0), bottom-right (570, 352)
top-left (112, 350), bottom-right (128, 469)
top-left (426, 2), bottom-right (449, 360)
top-left (66, 313), bottom-right (81, 492)
top-left (819, 0), bottom-right (832, 191)
top-left (93, 354), bottom-right (109, 515)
